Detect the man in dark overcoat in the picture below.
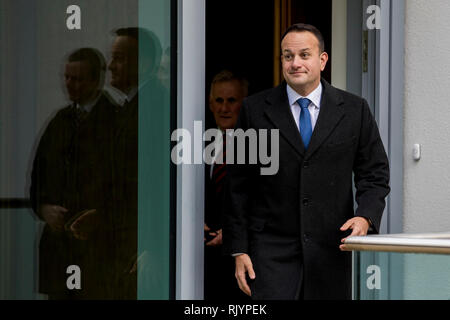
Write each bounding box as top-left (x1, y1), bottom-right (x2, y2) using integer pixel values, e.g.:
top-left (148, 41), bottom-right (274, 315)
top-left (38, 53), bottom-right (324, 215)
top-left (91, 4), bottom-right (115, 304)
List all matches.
top-left (30, 48), bottom-right (116, 299)
top-left (223, 24), bottom-right (390, 300)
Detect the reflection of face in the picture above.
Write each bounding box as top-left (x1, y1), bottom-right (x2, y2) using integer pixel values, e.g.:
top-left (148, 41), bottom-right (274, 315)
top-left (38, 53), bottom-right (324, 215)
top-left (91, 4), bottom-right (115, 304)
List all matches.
top-left (281, 31), bottom-right (328, 96)
top-left (209, 80), bottom-right (245, 130)
top-left (108, 36), bottom-right (138, 93)
top-left (64, 61), bottom-right (98, 104)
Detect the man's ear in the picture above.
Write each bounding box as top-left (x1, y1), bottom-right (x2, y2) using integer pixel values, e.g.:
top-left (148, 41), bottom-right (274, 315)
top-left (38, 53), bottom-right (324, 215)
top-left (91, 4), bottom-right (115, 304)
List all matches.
top-left (320, 52), bottom-right (329, 71)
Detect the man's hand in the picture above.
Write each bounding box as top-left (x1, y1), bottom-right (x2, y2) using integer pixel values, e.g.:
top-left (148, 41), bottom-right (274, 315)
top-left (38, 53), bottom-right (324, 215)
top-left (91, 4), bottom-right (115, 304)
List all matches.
top-left (39, 204), bottom-right (68, 232)
top-left (204, 224), bottom-right (223, 246)
top-left (70, 209), bottom-right (99, 240)
top-left (206, 229), bottom-right (222, 247)
top-left (339, 217), bottom-right (370, 251)
top-left (235, 254), bottom-right (256, 296)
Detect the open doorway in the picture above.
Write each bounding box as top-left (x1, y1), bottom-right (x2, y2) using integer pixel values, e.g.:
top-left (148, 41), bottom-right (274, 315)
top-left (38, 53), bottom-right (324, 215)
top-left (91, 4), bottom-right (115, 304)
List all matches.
top-left (205, 0), bottom-right (333, 130)
top-left (203, 0), bottom-right (334, 300)
top-left (205, 1), bottom-right (274, 129)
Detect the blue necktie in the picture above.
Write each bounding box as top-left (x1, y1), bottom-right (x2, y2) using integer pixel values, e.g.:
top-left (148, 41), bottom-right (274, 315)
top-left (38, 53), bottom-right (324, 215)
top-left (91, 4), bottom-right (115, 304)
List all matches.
top-left (298, 98), bottom-right (312, 149)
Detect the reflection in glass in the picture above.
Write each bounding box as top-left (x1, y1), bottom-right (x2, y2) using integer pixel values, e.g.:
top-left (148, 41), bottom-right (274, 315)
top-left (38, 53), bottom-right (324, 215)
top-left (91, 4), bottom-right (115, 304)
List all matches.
top-left (0, 0), bottom-right (171, 300)
top-left (354, 251), bottom-right (450, 300)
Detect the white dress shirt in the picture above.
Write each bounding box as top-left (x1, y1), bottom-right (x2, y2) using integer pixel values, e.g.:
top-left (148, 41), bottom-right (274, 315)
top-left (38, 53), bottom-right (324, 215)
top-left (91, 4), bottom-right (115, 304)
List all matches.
top-left (286, 82), bottom-right (323, 132)
top-left (115, 86), bottom-right (138, 107)
top-left (76, 91), bottom-right (102, 113)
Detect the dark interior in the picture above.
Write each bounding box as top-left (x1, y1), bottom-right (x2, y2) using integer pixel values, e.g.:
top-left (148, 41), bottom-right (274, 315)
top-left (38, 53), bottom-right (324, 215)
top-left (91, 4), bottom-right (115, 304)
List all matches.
top-left (205, 0), bottom-right (332, 129)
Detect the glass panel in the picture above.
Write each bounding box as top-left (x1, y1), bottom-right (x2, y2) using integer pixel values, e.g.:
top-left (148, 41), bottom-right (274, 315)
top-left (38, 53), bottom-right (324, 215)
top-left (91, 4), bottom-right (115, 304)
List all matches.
top-left (137, 0), bottom-right (172, 300)
top-left (353, 251), bottom-right (450, 300)
top-left (0, 0), bottom-right (173, 300)
top-left (0, 208), bottom-right (46, 300)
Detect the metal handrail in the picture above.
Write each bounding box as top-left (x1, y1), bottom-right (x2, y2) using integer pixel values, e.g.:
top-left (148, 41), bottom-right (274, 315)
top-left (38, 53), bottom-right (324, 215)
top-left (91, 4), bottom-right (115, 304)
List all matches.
top-left (342, 232), bottom-right (450, 255)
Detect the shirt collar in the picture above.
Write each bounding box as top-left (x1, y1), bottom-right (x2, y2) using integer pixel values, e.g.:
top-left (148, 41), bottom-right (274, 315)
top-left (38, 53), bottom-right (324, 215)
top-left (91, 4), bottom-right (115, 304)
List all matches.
top-left (286, 82), bottom-right (323, 109)
top-left (219, 127), bottom-right (234, 137)
top-left (116, 78), bottom-right (152, 106)
top-left (112, 85), bottom-right (137, 107)
top-left (76, 91), bottom-right (101, 113)
top-left (124, 86), bottom-right (138, 105)
top-left (212, 127), bottom-right (231, 145)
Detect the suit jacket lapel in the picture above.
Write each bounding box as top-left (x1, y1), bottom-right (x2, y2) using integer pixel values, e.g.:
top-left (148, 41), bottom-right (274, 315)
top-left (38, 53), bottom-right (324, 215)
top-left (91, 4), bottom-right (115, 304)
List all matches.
top-left (115, 94), bottom-right (138, 139)
top-left (305, 80), bottom-right (345, 159)
top-left (264, 83), bottom-right (306, 158)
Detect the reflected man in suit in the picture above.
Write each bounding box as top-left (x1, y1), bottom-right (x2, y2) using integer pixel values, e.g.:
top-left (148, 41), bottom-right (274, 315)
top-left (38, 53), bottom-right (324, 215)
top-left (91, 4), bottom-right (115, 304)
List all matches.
top-left (204, 70), bottom-right (248, 300)
top-left (30, 48), bottom-right (116, 299)
top-left (107, 27), bottom-right (165, 299)
top-left (223, 24), bottom-right (390, 300)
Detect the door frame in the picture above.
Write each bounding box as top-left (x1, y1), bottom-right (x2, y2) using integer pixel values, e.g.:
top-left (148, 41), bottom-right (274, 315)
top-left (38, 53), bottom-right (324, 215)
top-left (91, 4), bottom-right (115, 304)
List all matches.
top-left (366, 0), bottom-right (404, 235)
top-left (347, 0), bottom-right (405, 300)
top-left (175, 0), bottom-right (206, 300)
top-left (346, 0), bottom-right (404, 235)
top-left (175, 0), bottom-right (405, 300)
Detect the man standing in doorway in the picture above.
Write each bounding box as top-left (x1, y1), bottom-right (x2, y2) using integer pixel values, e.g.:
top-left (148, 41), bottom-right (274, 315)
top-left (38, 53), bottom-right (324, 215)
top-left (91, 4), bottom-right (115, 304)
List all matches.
top-left (204, 70), bottom-right (248, 300)
top-left (223, 24), bottom-right (390, 300)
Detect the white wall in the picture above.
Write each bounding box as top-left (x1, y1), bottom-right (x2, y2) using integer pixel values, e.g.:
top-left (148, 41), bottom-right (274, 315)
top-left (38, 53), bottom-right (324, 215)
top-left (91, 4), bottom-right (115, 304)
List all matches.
top-left (404, 0), bottom-right (450, 233)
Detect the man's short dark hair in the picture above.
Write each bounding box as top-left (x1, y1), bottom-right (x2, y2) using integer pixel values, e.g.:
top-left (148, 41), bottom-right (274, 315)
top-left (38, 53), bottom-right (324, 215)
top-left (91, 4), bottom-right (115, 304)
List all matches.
top-left (281, 23), bottom-right (325, 53)
top-left (210, 70), bottom-right (249, 97)
top-left (68, 47), bottom-right (106, 84)
top-left (114, 27), bottom-right (162, 76)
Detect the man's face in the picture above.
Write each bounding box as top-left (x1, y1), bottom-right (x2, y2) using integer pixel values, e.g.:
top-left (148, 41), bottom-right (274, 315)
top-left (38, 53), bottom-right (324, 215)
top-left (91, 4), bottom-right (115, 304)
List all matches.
top-left (108, 35), bottom-right (138, 93)
top-left (209, 80), bottom-right (245, 130)
top-left (281, 31), bottom-right (328, 95)
top-left (64, 61), bottom-right (98, 104)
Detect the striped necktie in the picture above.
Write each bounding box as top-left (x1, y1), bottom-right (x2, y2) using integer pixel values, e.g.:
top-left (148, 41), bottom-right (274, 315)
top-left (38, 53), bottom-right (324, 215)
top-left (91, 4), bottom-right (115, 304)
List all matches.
top-left (212, 135), bottom-right (227, 194)
top-left (74, 105), bottom-right (88, 126)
